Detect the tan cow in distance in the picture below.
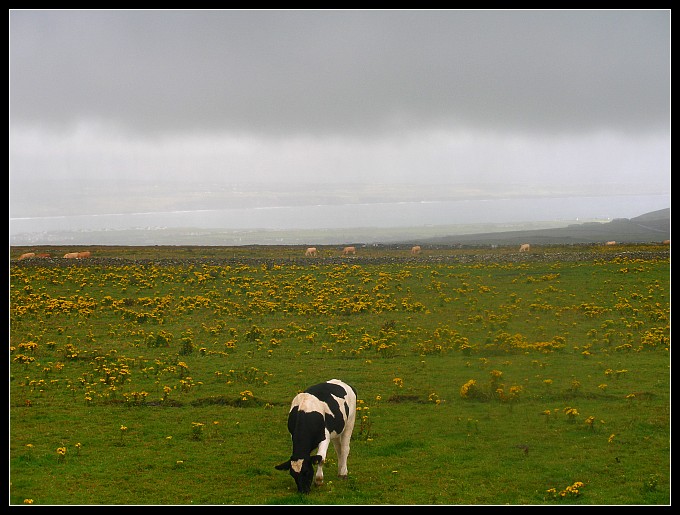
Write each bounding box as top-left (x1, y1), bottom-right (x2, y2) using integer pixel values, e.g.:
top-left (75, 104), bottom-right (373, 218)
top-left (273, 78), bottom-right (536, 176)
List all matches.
top-left (519, 243), bottom-right (530, 252)
top-left (18, 252), bottom-right (36, 260)
top-left (662, 240), bottom-right (670, 245)
top-left (342, 246), bottom-right (356, 256)
top-left (411, 246), bottom-right (421, 255)
top-left (305, 247), bottom-right (318, 257)
top-left (605, 241), bottom-right (616, 246)
top-left (64, 251), bottom-right (91, 259)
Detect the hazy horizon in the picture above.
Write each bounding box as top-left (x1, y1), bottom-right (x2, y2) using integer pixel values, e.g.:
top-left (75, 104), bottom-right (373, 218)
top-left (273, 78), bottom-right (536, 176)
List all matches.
top-left (10, 190), bottom-right (668, 246)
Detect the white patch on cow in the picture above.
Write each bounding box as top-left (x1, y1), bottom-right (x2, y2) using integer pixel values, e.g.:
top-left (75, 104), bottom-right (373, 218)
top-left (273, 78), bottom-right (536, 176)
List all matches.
top-left (293, 393), bottom-right (329, 415)
top-left (291, 459), bottom-right (303, 473)
top-left (327, 379), bottom-right (349, 390)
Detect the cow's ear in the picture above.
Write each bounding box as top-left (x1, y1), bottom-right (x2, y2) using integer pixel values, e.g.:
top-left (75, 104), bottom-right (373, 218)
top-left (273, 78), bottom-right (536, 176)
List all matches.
top-left (275, 461), bottom-right (291, 471)
top-left (310, 455), bottom-right (323, 465)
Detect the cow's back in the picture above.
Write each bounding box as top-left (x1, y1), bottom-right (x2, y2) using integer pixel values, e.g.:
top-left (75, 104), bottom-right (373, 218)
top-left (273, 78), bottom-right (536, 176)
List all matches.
top-left (304, 380), bottom-right (356, 435)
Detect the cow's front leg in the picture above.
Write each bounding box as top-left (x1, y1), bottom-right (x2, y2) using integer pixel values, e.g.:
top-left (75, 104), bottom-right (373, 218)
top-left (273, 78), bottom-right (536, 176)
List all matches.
top-left (314, 437), bottom-right (331, 486)
top-left (314, 461), bottom-right (325, 486)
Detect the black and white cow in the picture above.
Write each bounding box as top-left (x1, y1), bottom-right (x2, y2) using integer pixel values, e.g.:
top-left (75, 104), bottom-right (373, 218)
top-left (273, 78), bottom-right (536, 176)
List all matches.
top-left (275, 379), bottom-right (357, 493)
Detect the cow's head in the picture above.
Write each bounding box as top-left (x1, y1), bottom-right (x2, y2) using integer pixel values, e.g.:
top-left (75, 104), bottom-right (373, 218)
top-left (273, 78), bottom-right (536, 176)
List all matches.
top-left (275, 455), bottom-right (323, 493)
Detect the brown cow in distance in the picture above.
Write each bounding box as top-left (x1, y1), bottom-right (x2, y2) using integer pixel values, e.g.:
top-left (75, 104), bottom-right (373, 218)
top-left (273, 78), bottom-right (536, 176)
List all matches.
top-left (18, 252), bottom-right (35, 260)
top-left (63, 252), bottom-right (80, 259)
top-left (342, 246), bottom-right (356, 256)
top-left (519, 243), bottom-right (530, 252)
top-left (411, 246), bottom-right (421, 255)
top-left (305, 247), bottom-right (318, 257)
top-left (77, 252), bottom-right (91, 258)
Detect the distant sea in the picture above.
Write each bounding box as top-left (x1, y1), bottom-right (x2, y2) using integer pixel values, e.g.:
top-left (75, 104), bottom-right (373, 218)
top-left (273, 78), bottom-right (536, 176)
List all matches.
top-left (10, 193), bottom-right (670, 244)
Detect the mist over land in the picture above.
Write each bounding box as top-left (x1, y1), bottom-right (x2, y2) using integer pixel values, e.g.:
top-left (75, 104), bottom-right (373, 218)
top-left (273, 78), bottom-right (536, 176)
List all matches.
top-left (10, 186), bottom-right (669, 247)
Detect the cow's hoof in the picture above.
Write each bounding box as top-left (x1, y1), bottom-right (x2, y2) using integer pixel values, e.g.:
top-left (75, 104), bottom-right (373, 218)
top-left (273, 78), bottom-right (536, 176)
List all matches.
top-left (338, 474), bottom-right (348, 480)
top-left (314, 479), bottom-right (324, 486)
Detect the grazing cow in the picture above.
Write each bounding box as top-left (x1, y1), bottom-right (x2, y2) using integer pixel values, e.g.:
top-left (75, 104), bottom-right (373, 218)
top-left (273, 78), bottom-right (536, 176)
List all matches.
top-left (305, 247), bottom-right (318, 257)
top-left (77, 251), bottom-right (91, 258)
top-left (519, 243), bottom-right (530, 252)
top-left (63, 252), bottom-right (80, 259)
top-left (341, 246), bottom-right (356, 256)
top-left (663, 240), bottom-right (670, 245)
top-left (18, 252), bottom-right (35, 260)
top-left (275, 379), bottom-right (357, 494)
top-left (411, 245), bottom-right (421, 255)
top-left (605, 241), bottom-right (616, 246)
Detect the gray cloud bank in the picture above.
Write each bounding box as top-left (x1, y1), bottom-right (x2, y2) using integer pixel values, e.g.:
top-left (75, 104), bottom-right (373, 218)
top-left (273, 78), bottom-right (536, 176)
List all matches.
top-left (10, 10), bottom-right (669, 137)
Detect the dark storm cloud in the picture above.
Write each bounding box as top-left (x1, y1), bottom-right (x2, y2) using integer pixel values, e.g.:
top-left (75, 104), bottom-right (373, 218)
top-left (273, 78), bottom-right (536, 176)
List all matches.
top-left (10, 10), bottom-right (670, 137)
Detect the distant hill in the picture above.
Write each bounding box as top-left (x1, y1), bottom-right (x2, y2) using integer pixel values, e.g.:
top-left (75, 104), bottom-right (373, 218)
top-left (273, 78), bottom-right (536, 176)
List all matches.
top-left (10, 208), bottom-right (670, 247)
top-left (416, 208), bottom-right (670, 246)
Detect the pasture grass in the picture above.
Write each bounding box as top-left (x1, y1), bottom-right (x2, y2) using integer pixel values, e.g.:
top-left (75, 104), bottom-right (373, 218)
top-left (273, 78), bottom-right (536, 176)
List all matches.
top-left (9, 245), bottom-right (670, 505)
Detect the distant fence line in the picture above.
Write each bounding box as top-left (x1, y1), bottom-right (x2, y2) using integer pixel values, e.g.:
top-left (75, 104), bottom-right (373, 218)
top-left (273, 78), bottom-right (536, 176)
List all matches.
top-left (10, 250), bottom-right (670, 268)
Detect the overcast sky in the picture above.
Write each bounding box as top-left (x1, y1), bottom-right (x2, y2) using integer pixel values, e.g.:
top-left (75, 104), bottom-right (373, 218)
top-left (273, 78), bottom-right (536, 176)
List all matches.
top-left (9, 10), bottom-right (670, 226)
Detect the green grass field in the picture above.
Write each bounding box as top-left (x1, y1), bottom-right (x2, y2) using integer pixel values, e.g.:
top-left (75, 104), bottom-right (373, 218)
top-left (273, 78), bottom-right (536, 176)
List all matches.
top-left (9, 244), bottom-right (670, 505)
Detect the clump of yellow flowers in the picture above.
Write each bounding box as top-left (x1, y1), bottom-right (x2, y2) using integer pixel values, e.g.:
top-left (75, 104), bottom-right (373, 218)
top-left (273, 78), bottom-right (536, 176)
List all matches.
top-left (547, 481), bottom-right (585, 500)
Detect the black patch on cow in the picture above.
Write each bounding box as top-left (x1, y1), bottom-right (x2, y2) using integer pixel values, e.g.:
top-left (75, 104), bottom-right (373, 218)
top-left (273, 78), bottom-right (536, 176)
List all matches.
top-left (288, 406), bottom-right (326, 459)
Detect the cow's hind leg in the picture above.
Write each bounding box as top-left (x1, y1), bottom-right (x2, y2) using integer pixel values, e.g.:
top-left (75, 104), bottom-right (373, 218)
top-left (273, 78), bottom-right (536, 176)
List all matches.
top-left (332, 438), bottom-right (349, 479)
top-left (335, 417), bottom-right (356, 479)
